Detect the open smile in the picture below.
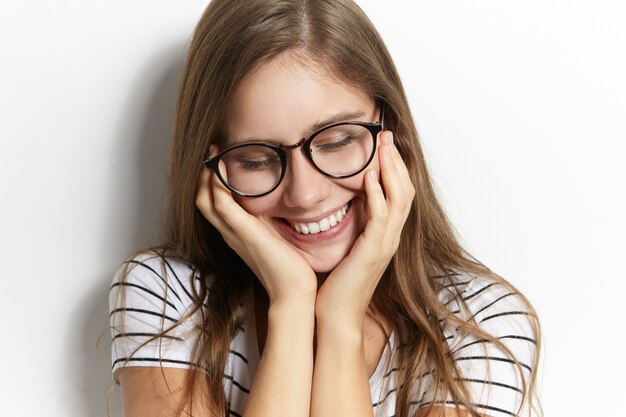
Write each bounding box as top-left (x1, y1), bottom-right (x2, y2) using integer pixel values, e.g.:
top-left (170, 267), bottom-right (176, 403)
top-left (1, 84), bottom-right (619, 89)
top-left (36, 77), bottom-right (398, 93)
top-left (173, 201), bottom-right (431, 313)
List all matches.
top-left (274, 201), bottom-right (354, 243)
top-left (288, 202), bottom-right (350, 235)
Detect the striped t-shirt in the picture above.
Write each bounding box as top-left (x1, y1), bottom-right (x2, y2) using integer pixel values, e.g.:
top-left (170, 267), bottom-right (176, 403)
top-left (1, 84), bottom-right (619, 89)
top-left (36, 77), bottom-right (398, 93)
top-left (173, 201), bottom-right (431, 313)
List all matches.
top-left (109, 253), bottom-right (536, 417)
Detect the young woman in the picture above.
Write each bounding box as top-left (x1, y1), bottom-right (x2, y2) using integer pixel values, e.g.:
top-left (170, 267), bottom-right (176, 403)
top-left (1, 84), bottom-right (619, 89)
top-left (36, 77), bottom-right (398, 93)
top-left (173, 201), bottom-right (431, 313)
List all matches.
top-left (109, 1), bottom-right (541, 416)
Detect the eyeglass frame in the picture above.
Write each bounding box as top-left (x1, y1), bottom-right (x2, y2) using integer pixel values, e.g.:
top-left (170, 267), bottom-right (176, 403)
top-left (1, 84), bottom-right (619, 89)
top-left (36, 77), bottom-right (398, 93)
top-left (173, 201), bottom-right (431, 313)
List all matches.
top-left (204, 112), bottom-right (385, 198)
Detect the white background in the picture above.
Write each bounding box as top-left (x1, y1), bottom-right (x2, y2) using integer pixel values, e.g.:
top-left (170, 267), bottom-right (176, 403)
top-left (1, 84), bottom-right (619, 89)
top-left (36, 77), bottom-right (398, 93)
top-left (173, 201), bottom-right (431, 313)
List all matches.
top-left (1, 1), bottom-right (624, 415)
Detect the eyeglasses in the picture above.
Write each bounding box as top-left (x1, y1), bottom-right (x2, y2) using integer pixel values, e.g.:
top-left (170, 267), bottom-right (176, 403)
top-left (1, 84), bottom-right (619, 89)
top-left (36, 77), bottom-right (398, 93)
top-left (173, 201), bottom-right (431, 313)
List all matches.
top-left (204, 119), bottom-right (384, 197)
top-left (204, 117), bottom-right (384, 197)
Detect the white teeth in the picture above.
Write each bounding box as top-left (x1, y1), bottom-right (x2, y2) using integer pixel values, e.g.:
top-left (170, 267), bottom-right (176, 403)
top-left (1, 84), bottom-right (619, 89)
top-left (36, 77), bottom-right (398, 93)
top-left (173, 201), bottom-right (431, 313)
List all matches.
top-left (329, 215), bottom-right (337, 227)
top-left (308, 223), bottom-right (320, 234)
top-left (290, 203), bottom-right (349, 235)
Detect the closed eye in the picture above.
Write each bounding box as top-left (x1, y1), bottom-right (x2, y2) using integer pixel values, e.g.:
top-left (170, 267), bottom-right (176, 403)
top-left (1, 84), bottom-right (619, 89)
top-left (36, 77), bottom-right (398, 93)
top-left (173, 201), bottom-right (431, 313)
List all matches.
top-left (313, 135), bottom-right (355, 152)
top-left (237, 156), bottom-right (281, 170)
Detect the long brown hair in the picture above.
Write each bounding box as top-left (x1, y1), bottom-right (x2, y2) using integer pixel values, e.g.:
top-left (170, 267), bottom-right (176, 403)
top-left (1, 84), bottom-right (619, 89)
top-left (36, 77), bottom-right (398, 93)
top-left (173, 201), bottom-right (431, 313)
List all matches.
top-left (133, 0), bottom-right (541, 415)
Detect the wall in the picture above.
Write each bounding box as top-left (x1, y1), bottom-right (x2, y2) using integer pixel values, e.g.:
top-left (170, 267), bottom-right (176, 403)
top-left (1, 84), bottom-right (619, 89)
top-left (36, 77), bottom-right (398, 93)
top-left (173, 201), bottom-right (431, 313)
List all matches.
top-left (1, 1), bottom-right (623, 415)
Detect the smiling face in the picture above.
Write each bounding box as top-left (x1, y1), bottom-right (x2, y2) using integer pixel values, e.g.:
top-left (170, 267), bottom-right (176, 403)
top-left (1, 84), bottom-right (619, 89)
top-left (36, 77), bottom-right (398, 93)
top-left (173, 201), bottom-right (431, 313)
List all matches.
top-left (222, 56), bottom-right (381, 273)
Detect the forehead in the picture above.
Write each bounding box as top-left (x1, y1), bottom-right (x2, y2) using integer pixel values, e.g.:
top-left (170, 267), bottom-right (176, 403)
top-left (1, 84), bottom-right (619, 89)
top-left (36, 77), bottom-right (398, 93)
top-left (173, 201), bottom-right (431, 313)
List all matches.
top-left (224, 56), bottom-right (374, 143)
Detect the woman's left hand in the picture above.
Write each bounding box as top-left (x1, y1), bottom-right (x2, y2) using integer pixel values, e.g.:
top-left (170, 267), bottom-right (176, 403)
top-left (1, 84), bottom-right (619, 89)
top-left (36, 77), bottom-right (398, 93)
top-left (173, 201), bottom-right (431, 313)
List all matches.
top-left (315, 131), bottom-right (415, 328)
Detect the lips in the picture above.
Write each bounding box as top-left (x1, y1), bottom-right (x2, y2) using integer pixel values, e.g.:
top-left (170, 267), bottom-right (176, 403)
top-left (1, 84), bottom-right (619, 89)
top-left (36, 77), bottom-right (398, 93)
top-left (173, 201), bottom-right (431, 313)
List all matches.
top-left (287, 203), bottom-right (349, 235)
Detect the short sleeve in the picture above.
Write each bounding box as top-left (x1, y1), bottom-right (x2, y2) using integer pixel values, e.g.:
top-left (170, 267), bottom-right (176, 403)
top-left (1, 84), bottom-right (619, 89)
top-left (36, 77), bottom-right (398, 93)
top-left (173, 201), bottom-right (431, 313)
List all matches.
top-left (421, 275), bottom-right (538, 417)
top-left (108, 253), bottom-right (206, 380)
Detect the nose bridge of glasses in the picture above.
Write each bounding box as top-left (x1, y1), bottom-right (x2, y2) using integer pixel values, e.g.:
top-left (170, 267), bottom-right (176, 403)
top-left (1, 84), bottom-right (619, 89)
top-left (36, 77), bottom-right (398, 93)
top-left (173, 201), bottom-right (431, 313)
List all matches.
top-left (281, 136), bottom-right (319, 175)
top-left (280, 137), bottom-right (316, 169)
top-left (281, 137), bottom-right (307, 151)
top-left (281, 138), bottom-right (332, 205)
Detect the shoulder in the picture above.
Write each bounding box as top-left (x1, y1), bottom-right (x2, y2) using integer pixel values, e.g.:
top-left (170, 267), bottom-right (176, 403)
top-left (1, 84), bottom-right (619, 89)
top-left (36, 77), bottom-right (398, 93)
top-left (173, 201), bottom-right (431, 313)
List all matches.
top-left (113, 250), bottom-right (200, 287)
top-left (437, 270), bottom-right (536, 337)
top-left (109, 250), bottom-right (213, 336)
top-left (110, 250), bottom-right (207, 314)
top-left (109, 250), bottom-right (210, 378)
top-left (436, 270), bottom-right (538, 357)
top-left (434, 270), bottom-right (539, 416)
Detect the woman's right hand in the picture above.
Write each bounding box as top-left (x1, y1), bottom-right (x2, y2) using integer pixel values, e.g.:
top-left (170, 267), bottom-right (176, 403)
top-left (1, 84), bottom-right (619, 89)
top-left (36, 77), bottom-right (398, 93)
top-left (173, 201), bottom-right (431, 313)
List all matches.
top-left (196, 168), bottom-right (318, 307)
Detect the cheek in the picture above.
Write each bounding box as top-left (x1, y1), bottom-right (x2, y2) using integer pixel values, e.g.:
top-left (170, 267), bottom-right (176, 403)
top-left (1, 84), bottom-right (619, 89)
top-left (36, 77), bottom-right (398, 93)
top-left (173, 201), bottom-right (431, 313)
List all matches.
top-left (233, 195), bottom-right (277, 217)
top-left (336, 146), bottom-right (381, 191)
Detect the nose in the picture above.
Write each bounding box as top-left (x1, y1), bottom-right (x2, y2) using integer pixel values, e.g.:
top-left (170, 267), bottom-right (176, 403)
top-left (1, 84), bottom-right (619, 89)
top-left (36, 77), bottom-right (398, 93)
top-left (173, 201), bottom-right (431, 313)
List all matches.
top-left (280, 148), bottom-right (331, 209)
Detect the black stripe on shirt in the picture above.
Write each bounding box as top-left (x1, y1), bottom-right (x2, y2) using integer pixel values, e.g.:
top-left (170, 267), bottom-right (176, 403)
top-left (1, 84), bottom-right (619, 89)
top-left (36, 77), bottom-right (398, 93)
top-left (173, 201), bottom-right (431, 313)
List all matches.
top-left (443, 281), bottom-right (498, 307)
top-left (451, 338), bottom-right (489, 354)
top-left (111, 282), bottom-right (179, 313)
top-left (111, 332), bottom-right (184, 342)
top-left (373, 369), bottom-right (436, 408)
top-left (455, 355), bottom-right (532, 373)
top-left (479, 311), bottom-right (529, 324)
top-left (499, 335), bottom-right (537, 344)
top-left (380, 367), bottom-right (434, 380)
top-left (468, 292), bottom-right (517, 321)
top-left (229, 350), bottom-right (249, 364)
top-left (463, 283), bottom-right (497, 302)
top-left (112, 357), bottom-right (209, 373)
top-left (452, 334), bottom-right (536, 355)
top-left (163, 256), bottom-right (196, 302)
top-left (126, 259), bottom-right (183, 303)
top-left (109, 307), bottom-right (178, 323)
top-left (372, 388), bottom-right (397, 407)
top-left (223, 374), bottom-right (251, 394)
top-left (440, 278), bottom-right (474, 289)
top-left (457, 377), bottom-right (523, 394)
top-left (383, 367), bottom-right (400, 379)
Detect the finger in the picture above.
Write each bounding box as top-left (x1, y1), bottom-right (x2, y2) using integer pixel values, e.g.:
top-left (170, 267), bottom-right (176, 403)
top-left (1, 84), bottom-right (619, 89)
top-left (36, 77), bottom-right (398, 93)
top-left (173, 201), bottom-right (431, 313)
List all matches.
top-left (195, 169), bottom-right (234, 235)
top-left (378, 132), bottom-right (405, 208)
top-left (195, 168), bottom-right (214, 219)
top-left (376, 133), bottom-right (415, 238)
top-left (209, 169), bottom-right (249, 227)
top-left (360, 168), bottom-right (389, 241)
top-left (378, 132), bottom-right (404, 198)
top-left (379, 132), bottom-right (414, 209)
top-left (208, 170), bottom-right (271, 248)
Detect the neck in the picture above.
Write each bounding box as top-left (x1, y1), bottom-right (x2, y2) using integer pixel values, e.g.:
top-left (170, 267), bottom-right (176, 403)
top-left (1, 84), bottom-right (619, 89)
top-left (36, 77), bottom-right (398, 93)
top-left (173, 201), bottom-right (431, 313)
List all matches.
top-left (316, 272), bottom-right (329, 290)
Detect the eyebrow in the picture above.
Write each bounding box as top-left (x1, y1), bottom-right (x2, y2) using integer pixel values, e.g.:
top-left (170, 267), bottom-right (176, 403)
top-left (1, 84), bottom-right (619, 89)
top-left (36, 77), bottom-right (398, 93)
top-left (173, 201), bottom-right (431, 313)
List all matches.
top-left (225, 110), bottom-right (368, 147)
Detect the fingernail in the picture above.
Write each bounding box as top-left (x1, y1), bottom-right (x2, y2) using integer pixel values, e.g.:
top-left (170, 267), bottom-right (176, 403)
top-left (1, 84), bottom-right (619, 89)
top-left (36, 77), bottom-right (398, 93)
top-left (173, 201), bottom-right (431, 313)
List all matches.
top-left (368, 170), bottom-right (377, 181)
top-left (382, 132), bottom-right (394, 145)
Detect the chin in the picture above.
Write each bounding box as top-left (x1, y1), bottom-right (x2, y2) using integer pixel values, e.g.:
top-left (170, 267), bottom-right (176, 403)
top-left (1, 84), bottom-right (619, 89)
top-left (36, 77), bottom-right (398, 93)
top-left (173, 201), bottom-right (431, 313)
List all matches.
top-left (293, 199), bottom-right (365, 273)
top-left (308, 258), bottom-right (342, 274)
top-left (299, 244), bottom-right (352, 274)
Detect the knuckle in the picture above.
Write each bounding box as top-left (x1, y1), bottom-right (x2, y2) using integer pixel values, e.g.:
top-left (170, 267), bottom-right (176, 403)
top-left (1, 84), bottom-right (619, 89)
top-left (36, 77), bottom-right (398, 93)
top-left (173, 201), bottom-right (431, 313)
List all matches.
top-left (195, 193), bottom-right (208, 210)
top-left (195, 199), bottom-right (212, 219)
top-left (213, 203), bottom-right (230, 221)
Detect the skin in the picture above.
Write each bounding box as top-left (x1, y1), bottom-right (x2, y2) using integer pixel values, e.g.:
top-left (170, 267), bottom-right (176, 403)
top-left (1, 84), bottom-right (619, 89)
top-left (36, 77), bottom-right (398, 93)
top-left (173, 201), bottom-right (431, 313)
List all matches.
top-left (118, 55), bottom-right (481, 417)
